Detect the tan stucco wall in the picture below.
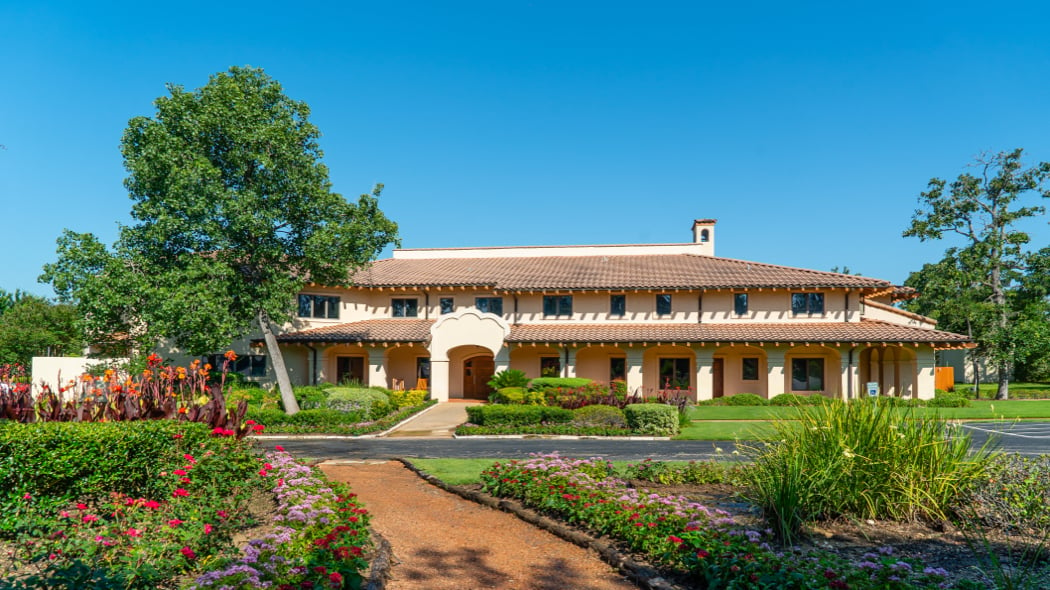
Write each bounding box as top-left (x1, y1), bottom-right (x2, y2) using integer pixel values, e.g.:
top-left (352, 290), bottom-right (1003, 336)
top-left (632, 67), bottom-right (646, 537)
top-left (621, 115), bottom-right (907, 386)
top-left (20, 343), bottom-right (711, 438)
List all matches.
top-left (30, 356), bottom-right (127, 394)
top-left (509, 346), bottom-right (562, 379)
top-left (573, 346), bottom-right (625, 383)
top-left (713, 346), bottom-right (768, 397)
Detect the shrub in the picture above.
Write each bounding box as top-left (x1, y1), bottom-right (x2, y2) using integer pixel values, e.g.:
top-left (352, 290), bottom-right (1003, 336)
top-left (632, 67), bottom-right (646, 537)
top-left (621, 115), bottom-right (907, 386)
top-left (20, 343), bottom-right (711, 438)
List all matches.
top-left (619, 458), bottom-right (745, 485)
top-left (465, 404), bottom-right (573, 426)
top-left (388, 388), bottom-right (428, 409)
top-left (722, 392), bottom-right (768, 406)
top-left (927, 389), bottom-right (971, 408)
top-left (743, 398), bottom-right (995, 543)
top-left (528, 377), bottom-right (593, 390)
top-left (487, 369), bottom-right (530, 390)
top-left (623, 403), bottom-right (679, 436)
top-left (489, 387), bottom-right (545, 405)
top-left (769, 393), bottom-right (823, 406)
top-left (962, 454), bottom-right (1050, 533)
top-left (286, 385), bottom-right (329, 410)
top-left (572, 405), bottom-right (627, 428)
top-left (246, 407), bottom-right (367, 427)
top-left (324, 387), bottom-right (391, 419)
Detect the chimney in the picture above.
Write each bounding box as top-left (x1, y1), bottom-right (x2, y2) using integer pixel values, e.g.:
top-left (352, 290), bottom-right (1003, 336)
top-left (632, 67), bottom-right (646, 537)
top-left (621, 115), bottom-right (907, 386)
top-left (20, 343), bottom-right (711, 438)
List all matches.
top-left (691, 219), bottom-right (716, 256)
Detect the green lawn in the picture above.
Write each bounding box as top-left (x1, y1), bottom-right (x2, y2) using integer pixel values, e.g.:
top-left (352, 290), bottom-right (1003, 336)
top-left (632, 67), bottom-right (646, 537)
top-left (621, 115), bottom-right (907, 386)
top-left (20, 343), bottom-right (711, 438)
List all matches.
top-left (675, 420), bottom-right (776, 440)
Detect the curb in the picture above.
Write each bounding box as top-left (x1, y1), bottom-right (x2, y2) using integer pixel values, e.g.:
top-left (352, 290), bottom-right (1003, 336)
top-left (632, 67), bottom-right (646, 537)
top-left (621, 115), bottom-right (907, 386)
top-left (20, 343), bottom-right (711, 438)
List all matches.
top-left (364, 531), bottom-right (393, 590)
top-left (397, 458), bottom-right (681, 590)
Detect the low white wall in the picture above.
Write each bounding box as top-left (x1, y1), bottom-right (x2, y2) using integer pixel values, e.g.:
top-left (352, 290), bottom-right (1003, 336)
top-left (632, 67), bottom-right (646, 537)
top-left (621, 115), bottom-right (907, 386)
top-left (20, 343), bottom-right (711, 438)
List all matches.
top-left (30, 356), bottom-right (127, 394)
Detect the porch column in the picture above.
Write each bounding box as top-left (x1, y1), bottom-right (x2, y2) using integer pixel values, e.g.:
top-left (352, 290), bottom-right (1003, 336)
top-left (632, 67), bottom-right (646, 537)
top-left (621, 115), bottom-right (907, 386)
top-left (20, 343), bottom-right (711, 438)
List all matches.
top-left (767, 349), bottom-right (786, 397)
top-left (312, 344), bottom-right (330, 385)
top-left (564, 347), bottom-right (577, 378)
top-left (840, 351), bottom-right (858, 401)
top-left (625, 348), bottom-right (645, 396)
top-left (885, 356), bottom-right (898, 397)
top-left (695, 348), bottom-right (714, 401)
top-left (916, 351), bottom-right (936, 400)
top-left (494, 346), bottom-right (510, 374)
top-left (429, 360), bottom-right (450, 402)
top-left (367, 347), bottom-right (389, 389)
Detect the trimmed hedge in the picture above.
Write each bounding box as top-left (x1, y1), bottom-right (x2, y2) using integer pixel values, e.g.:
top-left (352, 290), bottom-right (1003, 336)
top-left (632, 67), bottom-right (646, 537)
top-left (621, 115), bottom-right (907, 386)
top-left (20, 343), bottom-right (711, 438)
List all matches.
top-left (572, 405), bottom-right (627, 428)
top-left (490, 387), bottom-right (546, 405)
top-left (769, 393), bottom-right (824, 406)
top-left (723, 393), bottom-right (769, 406)
top-left (325, 387), bottom-right (390, 419)
top-left (529, 377), bottom-right (593, 390)
top-left (246, 407), bottom-right (367, 427)
top-left (465, 404), bottom-right (573, 426)
top-left (389, 388), bottom-right (428, 409)
top-left (623, 403), bottom-right (679, 436)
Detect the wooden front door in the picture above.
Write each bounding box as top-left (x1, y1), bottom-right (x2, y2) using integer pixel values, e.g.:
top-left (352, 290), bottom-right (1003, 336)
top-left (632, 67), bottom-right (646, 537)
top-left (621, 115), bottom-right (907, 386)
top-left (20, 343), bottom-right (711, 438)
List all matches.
top-left (463, 356), bottom-right (495, 400)
top-left (712, 358), bottom-right (725, 398)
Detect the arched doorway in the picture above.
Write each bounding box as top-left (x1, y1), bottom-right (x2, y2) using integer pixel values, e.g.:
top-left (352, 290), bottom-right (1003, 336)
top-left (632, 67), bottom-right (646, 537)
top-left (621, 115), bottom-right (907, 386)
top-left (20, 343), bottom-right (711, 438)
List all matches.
top-left (463, 354), bottom-right (495, 400)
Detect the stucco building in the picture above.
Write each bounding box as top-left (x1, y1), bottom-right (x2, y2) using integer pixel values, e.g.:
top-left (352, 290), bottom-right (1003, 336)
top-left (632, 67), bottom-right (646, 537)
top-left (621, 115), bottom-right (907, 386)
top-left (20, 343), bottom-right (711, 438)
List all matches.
top-left (268, 220), bottom-right (970, 401)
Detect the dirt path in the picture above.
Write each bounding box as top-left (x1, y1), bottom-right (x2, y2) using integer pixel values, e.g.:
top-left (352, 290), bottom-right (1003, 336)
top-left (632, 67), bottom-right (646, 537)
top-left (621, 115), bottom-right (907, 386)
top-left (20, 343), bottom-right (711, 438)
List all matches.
top-left (320, 461), bottom-right (638, 590)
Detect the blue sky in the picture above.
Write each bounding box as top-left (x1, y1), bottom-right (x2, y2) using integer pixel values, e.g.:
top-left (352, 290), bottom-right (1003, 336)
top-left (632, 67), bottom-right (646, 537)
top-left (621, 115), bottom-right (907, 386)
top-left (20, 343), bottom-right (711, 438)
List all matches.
top-left (3, 1), bottom-right (1050, 297)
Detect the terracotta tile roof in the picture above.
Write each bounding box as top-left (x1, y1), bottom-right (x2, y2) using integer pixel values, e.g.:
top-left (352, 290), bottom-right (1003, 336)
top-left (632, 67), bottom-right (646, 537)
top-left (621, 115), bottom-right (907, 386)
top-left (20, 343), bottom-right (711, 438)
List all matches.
top-left (505, 320), bottom-right (970, 346)
top-left (276, 319), bottom-right (434, 343)
top-left (349, 254), bottom-right (893, 291)
top-left (276, 318), bottom-right (969, 347)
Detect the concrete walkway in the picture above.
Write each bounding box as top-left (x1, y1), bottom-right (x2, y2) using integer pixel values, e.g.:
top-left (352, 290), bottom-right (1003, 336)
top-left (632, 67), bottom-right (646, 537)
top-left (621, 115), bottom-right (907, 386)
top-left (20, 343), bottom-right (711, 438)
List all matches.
top-left (385, 400), bottom-right (483, 438)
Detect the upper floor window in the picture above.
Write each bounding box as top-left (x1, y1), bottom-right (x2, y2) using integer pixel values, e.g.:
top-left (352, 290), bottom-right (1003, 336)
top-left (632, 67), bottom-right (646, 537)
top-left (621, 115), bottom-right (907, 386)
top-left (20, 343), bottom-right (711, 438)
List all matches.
top-left (475, 297), bottom-right (503, 315)
top-left (656, 294), bottom-right (672, 316)
top-left (734, 293), bottom-right (748, 316)
top-left (439, 297), bottom-right (455, 315)
top-left (543, 295), bottom-right (573, 317)
top-left (610, 294), bottom-right (626, 317)
top-left (298, 294), bottom-right (340, 319)
top-left (392, 298), bottom-right (419, 318)
top-left (791, 292), bottom-right (824, 315)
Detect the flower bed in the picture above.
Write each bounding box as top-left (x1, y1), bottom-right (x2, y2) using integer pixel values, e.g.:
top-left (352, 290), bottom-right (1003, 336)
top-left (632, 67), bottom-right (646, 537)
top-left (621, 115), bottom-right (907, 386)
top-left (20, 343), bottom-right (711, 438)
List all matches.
top-left (480, 453), bottom-right (952, 589)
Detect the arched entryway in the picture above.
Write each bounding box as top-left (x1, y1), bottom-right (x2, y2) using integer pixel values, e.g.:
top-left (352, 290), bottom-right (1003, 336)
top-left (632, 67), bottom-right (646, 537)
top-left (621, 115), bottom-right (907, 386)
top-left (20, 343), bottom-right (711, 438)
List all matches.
top-left (463, 354), bottom-right (495, 400)
top-left (860, 346), bottom-right (917, 398)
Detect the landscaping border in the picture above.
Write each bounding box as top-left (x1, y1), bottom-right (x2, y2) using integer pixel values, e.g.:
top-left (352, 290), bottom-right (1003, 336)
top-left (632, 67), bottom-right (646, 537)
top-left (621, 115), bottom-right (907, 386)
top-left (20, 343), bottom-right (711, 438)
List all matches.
top-left (397, 458), bottom-right (680, 590)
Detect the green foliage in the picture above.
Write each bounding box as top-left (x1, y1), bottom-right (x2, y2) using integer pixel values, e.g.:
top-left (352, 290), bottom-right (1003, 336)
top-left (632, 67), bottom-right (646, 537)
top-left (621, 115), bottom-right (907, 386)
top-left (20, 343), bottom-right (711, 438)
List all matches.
top-left (528, 377), bottom-right (593, 390)
top-left (324, 387), bottom-right (390, 419)
top-left (246, 407), bottom-right (367, 427)
top-left (618, 458), bottom-right (745, 486)
top-left (487, 369), bottom-right (529, 390)
top-left (571, 404), bottom-right (627, 428)
top-left (286, 385), bottom-right (329, 410)
top-left (963, 454), bottom-right (1050, 534)
top-left (464, 404), bottom-right (573, 426)
top-left (722, 392), bottom-right (769, 406)
top-left (623, 403), bottom-right (679, 436)
top-left (388, 388), bottom-right (428, 409)
top-left (743, 398), bottom-right (995, 543)
top-left (0, 295), bottom-right (82, 366)
top-left (455, 424), bottom-right (634, 436)
top-left (488, 387), bottom-right (545, 405)
top-left (927, 389), bottom-right (972, 408)
top-left (769, 393), bottom-right (824, 406)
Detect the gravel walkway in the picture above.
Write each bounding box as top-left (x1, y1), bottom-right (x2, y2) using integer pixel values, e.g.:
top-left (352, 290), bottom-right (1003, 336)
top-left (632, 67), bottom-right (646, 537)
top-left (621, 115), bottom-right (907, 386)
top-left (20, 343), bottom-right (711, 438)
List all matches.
top-left (320, 461), bottom-right (638, 590)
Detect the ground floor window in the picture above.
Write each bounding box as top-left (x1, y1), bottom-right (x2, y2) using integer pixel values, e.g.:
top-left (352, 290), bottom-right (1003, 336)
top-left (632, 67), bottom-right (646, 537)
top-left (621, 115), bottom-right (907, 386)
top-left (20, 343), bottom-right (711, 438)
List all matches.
top-left (791, 358), bottom-right (824, 391)
top-left (416, 357), bottom-right (430, 380)
top-left (540, 356), bottom-right (561, 378)
top-left (610, 357), bottom-right (626, 381)
top-left (336, 356), bottom-right (365, 385)
top-left (209, 353), bottom-right (267, 378)
top-left (659, 357), bottom-right (690, 389)
top-left (742, 357), bottom-right (759, 380)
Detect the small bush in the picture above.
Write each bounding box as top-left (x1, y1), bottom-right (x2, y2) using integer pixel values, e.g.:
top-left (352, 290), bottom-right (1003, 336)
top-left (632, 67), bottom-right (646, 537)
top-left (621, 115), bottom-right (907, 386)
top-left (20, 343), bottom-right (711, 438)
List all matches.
top-left (487, 369), bottom-right (530, 390)
top-left (325, 387), bottom-right (391, 419)
top-left (962, 454), bottom-right (1050, 532)
top-left (769, 393), bottom-right (823, 406)
top-left (285, 385), bottom-right (329, 410)
top-left (247, 407), bottom-right (367, 427)
top-left (722, 393), bottom-right (769, 406)
top-left (465, 405), bottom-right (573, 426)
top-left (620, 459), bottom-right (745, 485)
top-left (572, 405), bottom-right (627, 428)
top-left (389, 388), bottom-right (428, 409)
top-left (927, 389), bottom-right (971, 408)
top-left (529, 377), bottom-right (593, 390)
top-left (489, 387), bottom-right (545, 405)
top-left (623, 403), bottom-right (679, 436)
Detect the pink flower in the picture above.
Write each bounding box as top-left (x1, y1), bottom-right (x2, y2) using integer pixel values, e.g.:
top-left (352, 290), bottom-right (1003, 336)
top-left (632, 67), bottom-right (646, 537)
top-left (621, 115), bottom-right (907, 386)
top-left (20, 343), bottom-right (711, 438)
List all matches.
top-left (82, 515), bottom-right (99, 523)
top-left (168, 519), bottom-right (183, 527)
top-left (172, 488), bottom-right (189, 498)
top-left (125, 528), bottom-right (143, 537)
top-left (173, 469), bottom-right (188, 476)
top-left (172, 434), bottom-right (183, 439)
top-left (144, 500), bottom-right (161, 509)
top-left (180, 546), bottom-right (196, 560)
top-left (216, 510), bottom-right (228, 519)
top-left (259, 469), bottom-right (269, 477)
top-left (183, 454), bottom-right (196, 464)
top-left (204, 523), bottom-right (213, 534)
top-left (22, 493), bottom-right (31, 500)
top-left (76, 503), bottom-right (88, 510)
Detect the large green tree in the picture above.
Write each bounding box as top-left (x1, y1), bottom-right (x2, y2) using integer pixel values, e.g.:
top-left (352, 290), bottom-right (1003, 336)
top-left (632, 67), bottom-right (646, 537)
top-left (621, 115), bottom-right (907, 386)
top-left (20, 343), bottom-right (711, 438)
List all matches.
top-left (0, 295), bottom-right (81, 366)
top-left (904, 149), bottom-right (1050, 399)
top-left (41, 67), bottom-right (399, 413)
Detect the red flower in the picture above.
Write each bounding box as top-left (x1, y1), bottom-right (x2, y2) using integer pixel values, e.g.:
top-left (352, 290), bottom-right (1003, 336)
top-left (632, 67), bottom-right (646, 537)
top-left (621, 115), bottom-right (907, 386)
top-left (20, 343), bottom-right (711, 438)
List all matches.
top-left (82, 515), bottom-right (98, 523)
top-left (76, 503), bottom-right (88, 510)
top-left (173, 469), bottom-right (187, 476)
top-left (172, 433), bottom-right (183, 439)
top-left (184, 454), bottom-right (196, 464)
top-left (125, 528), bottom-right (143, 537)
top-left (172, 488), bottom-right (189, 498)
top-left (667, 535), bottom-right (684, 544)
top-left (696, 550), bottom-right (710, 559)
top-left (274, 445), bottom-right (285, 452)
top-left (168, 519), bottom-right (183, 527)
top-left (328, 572), bottom-right (343, 586)
top-left (144, 500), bottom-right (161, 509)
top-left (204, 523), bottom-right (213, 534)
top-left (259, 469), bottom-right (269, 477)
top-left (180, 546), bottom-right (196, 560)
top-left (22, 493), bottom-right (31, 500)
top-left (252, 424), bottom-right (265, 433)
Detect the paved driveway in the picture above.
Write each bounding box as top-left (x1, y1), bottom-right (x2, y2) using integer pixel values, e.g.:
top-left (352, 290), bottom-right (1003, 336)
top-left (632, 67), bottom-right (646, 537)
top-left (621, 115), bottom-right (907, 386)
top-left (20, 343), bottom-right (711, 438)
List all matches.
top-left (960, 421), bottom-right (1050, 456)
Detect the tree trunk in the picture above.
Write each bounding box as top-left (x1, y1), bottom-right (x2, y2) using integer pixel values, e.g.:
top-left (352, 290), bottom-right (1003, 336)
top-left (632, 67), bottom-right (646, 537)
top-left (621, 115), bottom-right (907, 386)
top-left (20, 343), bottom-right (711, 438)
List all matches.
top-left (971, 353), bottom-right (980, 399)
top-left (257, 309), bottom-right (300, 415)
top-left (995, 362), bottom-right (1010, 400)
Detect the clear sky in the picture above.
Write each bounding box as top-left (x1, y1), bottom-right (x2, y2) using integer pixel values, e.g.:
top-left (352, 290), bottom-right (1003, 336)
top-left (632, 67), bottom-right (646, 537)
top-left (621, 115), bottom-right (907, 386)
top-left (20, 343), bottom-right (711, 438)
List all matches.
top-left (3, 1), bottom-right (1050, 297)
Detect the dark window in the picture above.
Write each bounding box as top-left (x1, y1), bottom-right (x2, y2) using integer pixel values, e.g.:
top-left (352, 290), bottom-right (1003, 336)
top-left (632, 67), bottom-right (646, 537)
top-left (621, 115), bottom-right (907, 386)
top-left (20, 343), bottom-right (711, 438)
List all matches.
top-left (475, 297), bottom-right (503, 315)
top-left (700, 229), bottom-right (709, 243)
top-left (659, 357), bottom-right (690, 389)
top-left (540, 357), bottom-right (561, 378)
top-left (210, 354), bottom-right (267, 378)
top-left (734, 293), bottom-right (748, 315)
top-left (336, 356), bottom-right (365, 385)
top-left (791, 358), bottom-right (824, 391)
top-left (742, 357), bottom-right (759, 381)
top-left (543, 295), bottom-right (573, 317)
top-left (416, 357), bottom-right (430, 380)
top-left (656, 294), bottom-right (672, 316)
top-left (392, 298), bottom-right (419, 318)
top-left (297, 294), bottom-right (340, 319)
top-left (610, 357), bottom-right (626, 381)
top-left (610, 294), bottom-right (626, 317)
top-left (439, 297), bottom-right (454, 315)
top-left (792, 292), bottom-right (824, 314)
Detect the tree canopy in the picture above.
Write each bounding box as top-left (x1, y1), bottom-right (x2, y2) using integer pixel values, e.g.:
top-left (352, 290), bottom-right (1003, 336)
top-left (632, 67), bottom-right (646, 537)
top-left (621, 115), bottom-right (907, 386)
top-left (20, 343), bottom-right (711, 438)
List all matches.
top-left (903, 149), bottom-right (1050, 399)
top-left (0, 292), bottom-right (81, 367)
top-left (41, 66), bottom-right (399, 412)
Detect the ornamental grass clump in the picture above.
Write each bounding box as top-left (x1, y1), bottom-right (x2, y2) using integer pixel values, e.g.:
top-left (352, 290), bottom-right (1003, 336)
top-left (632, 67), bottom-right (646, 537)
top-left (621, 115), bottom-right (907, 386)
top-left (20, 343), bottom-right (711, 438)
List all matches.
top-left (481, 453), bottom-right (950, 589)
top-left (744, 397), bottom-right (995, 544)
top-left (190, 447), bottom-right (371, 590)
